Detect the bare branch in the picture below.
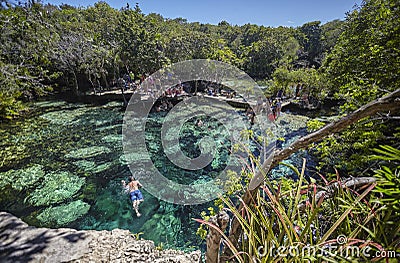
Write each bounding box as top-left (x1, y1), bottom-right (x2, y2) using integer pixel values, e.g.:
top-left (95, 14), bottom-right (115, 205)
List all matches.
top-left (298, 177), bottom-right (377, 210)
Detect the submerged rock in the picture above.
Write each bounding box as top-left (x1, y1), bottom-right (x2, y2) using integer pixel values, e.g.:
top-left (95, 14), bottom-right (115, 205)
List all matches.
top-left (102, 101), bottom-right (123, 108)
top-left (73, 160), bottom-right (113, 174)
top-left (65, 146), bottom-right (111, 159)
top-left (0, 164), bottom-right (45, 191)
top-left (95, 123), bottom-right (122, 132)
top-left (34, 100), bottom-right (67, 108)
top-left (141, 211), bottom-right (182, 245)
top-left (37, 200), bottom-right (91, 227)
top-left (40, 107), bottom-right (91, 125)
top-left (119, 152), bottom-right (151, 165)
top-left (0, 170), bottom-right (13, 190)
top-left (0, 144), bottom-right (28, 168)
top-left (26, 171), bottom-right (85, 206)
top-left (101, 134), bottom-right (122, 144)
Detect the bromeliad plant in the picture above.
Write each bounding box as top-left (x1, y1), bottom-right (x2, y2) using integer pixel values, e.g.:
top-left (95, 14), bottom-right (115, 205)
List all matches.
top-left (196, 152), bottom-right (400, 262)
top-left (368, 145), bottom-right (400, 252)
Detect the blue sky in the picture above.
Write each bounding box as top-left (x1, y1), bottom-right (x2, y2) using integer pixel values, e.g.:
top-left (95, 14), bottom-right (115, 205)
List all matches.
top-left (43, 0), bottom-right (362, 27)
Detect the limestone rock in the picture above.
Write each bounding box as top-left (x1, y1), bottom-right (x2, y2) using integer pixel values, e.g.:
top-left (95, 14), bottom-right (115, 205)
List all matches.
top-left (0, 212), bottom-right (201, 263)
top-left (65, 146), bottom-right (111, 159)
top-left (25, 171), bottom-right (84, 206)
top-left (0, 164), bottom-right (45, 191)
top-left (36, 200), bottom-right (91, 227)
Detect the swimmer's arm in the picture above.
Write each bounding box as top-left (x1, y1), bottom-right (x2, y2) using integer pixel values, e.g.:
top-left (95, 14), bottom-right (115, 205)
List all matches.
top-left (121, 180), bottom-right (129, 193)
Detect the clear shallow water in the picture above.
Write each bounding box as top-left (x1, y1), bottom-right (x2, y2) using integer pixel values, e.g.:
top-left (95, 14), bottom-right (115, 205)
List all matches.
top-left (0, 100), bottom-right (312, 251)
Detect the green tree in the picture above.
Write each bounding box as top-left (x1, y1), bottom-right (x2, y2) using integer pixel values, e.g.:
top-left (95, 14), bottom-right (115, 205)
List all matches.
top-left (0, 1), bottom-right (57, 119)
top-left (320, 19), bottom-right (345, 54)
top-left (295, 21), bottom-right (323, 68)
top-left (272, 67), bottom-right (328, 99)
top-left (242, 39), bottom-right (280, 79)
top-left (325, 0), bottom-right (400, 110)
top-left (116, 5), bottom-right (167, 76)
top-left (208, 39), bottom-right (243, 67)
top-left (316, 0), bottom-right (400, 175)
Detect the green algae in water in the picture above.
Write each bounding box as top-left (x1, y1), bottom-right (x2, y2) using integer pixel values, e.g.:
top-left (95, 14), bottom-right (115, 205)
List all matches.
top-left (0, 144), bottom-right (28, 168)
top-left (10, 164), bottom-right (45, 191)
top-left (101, 101), bottom-right (124, 108)
top-left (95, 123), bottom-right (122, 132)
top-left (40, 108), bottom-right (91, 125)
top-left (73, 160), bottom-right (114, 174)
top-left (65, 146), bottom-right (111, 159)
top-left (34, 100), bottom-right (68, 108)
top-left (40, 106), bottom-right (122, 128)
top-left (119, 152), bottom-right (151, 165)
top-left (26, 171), bottom-right (85, 206)
top-left (141, 213), bottom-right (182, 244)
top-left (37, 200), bottom-right (90, 227)
top-left (0, 164), bottom-right (45, 191)
top-left (102, 134), bottom-right (122, 144)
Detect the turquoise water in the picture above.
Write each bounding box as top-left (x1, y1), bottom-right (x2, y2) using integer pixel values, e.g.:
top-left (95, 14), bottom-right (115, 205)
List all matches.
top-left (0, 100), bottom-right (311, 251)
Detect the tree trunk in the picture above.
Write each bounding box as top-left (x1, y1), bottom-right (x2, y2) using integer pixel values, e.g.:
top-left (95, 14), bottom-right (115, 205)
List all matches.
top-left (121, 85), bottom-right (128, 107)
top-left (206, 211), bottom-right (229, 263)
top-left (221, 88), bottom-right (400, 258)
top-left (71, 71), bottom-right (79, 97)
top-left (102, 72), bottom-right (109, 89)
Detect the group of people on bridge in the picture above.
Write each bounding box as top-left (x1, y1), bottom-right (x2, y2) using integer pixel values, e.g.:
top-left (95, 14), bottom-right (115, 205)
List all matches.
top-left (246, 93), bottom-right (283, 124)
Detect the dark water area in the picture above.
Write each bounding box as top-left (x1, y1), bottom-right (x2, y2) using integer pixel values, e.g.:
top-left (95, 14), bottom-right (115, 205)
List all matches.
top-left (0, 99), bottom-right (316, 251)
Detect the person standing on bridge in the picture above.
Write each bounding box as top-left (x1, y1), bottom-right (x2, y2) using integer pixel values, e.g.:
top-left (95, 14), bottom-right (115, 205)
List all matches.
top-left (276, 99), bottom-right (282, 118)
top-left (255, 96), bottom-right (263, 114)
top-left (277, 89), bottom-right (283, 99)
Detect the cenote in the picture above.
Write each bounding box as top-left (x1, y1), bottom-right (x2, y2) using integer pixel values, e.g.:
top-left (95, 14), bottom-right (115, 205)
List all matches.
top-left (0, 99), bottom-right (313, 251)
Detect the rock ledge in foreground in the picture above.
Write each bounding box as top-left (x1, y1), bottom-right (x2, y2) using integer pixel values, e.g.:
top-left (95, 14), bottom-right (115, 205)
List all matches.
top-left (0, 212), bottom-right (200, 263)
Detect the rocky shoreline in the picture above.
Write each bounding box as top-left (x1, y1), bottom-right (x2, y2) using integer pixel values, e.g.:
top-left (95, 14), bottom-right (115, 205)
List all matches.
top-left (0, 212), bottom-right (201, 263)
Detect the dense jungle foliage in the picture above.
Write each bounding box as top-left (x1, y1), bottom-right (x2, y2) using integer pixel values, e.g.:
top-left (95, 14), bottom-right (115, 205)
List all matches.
top-left (0, 0), bottom-right (343, 119)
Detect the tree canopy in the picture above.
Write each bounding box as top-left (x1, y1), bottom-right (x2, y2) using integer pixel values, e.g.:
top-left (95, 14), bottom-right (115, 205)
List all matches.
top-left (0, 0), bottom-right (344, 120)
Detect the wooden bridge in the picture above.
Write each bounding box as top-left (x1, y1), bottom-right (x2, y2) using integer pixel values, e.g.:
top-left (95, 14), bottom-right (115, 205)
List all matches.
top-left (84, 88), bottom-right (291, 109)
top-left (201, 94), bottom-right (291, 109)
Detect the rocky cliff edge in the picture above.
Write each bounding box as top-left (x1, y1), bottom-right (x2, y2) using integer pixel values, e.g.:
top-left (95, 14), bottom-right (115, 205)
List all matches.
top-left (0, 212), bottom-right (201, 263)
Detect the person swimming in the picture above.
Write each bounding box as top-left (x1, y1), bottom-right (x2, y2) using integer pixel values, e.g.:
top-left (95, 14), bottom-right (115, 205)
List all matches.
top-left (122, 176), bottom-right (144, 217)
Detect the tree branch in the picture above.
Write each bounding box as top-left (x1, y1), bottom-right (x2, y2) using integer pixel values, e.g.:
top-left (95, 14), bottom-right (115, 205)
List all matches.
top-left (298, 176), bottom-right (377, 210)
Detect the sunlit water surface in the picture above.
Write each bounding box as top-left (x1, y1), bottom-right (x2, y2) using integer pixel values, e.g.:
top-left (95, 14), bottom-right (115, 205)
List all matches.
top-left (0, 100), bottom-right (313, 251)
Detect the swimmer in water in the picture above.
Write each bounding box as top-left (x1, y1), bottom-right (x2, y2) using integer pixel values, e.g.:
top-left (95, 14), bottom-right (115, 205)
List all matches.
top-left (122, 176), bottom-right (144, 217)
